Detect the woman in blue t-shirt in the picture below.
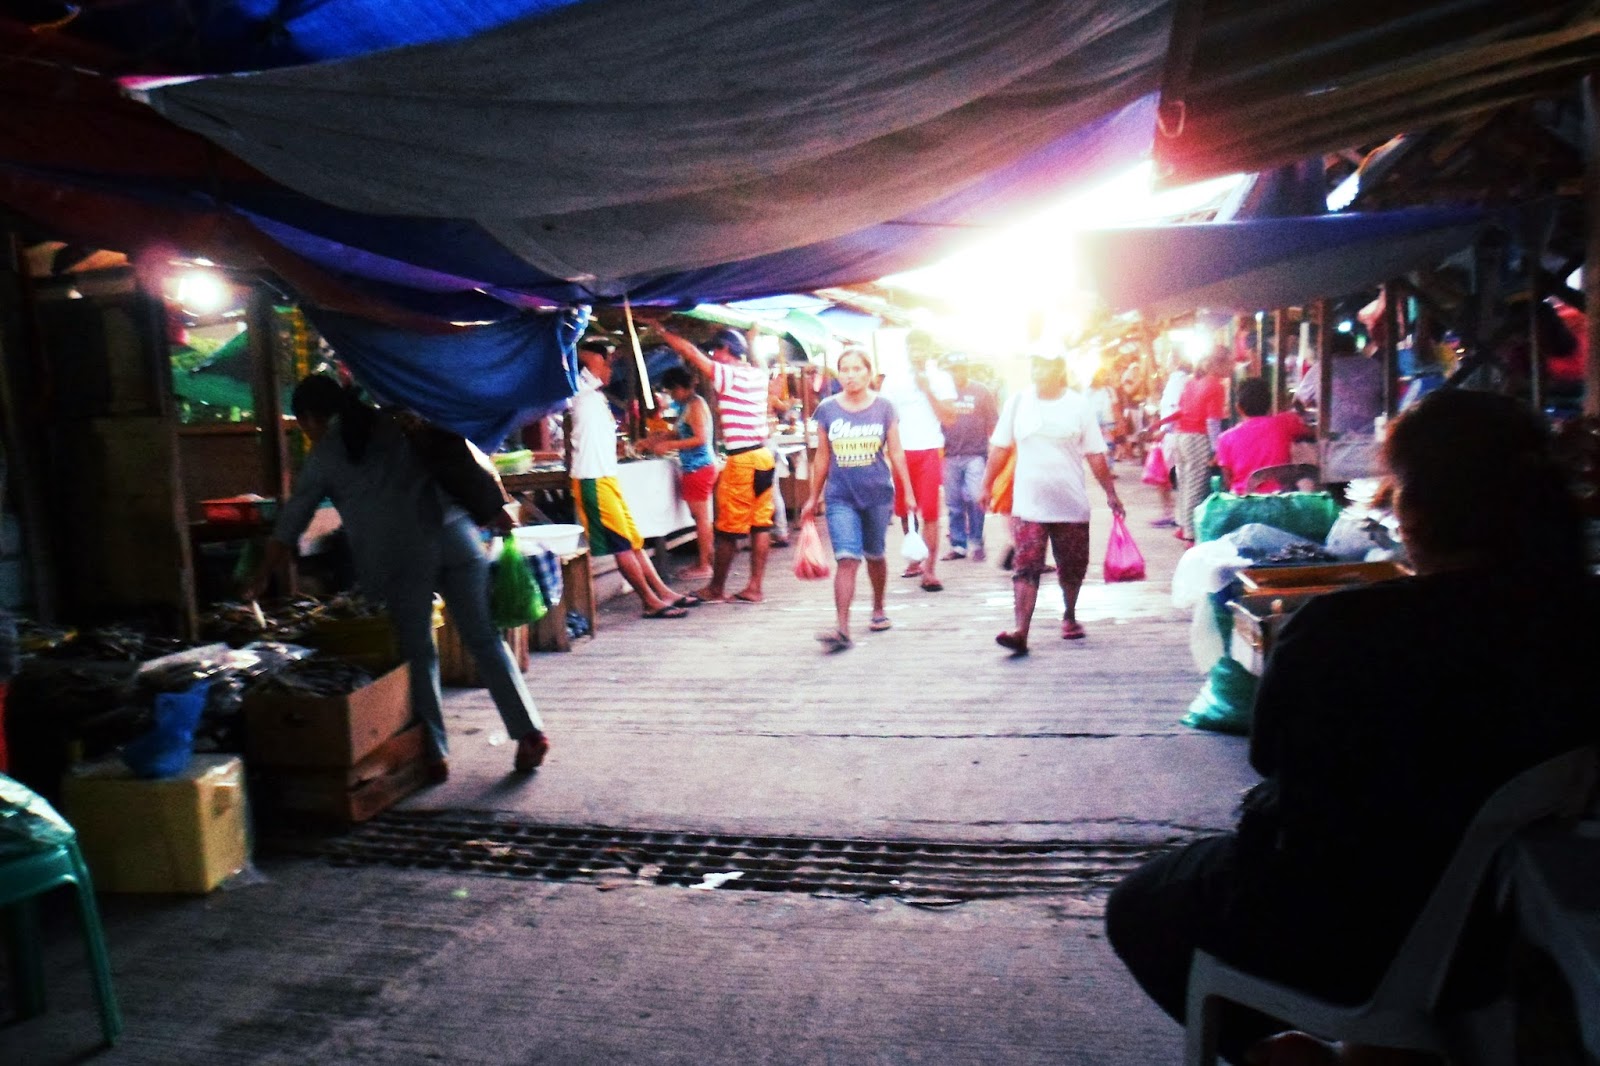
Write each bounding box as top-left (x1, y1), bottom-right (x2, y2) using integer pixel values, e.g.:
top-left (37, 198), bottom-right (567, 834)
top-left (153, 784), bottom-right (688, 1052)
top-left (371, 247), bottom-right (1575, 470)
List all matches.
top-left (800, 348), bottom-right (915, 652)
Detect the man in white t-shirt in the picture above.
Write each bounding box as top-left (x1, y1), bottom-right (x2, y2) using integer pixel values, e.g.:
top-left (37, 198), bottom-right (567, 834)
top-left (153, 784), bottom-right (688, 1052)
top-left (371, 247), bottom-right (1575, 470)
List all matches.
top-left (982, 351), bottom-right (1123, 654)
top-left (881, 334), bottom-right (958, 591)
top-left (570, 341), bottom-right (693, 618)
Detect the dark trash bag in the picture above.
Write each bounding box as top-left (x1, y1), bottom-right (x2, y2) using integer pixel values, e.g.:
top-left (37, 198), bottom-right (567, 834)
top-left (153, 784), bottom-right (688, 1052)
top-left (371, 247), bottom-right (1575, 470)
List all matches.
top-left (491, 540), bottom-right (547, 629)
top-left (1194, 491), bottom-right (1341, 545)
top-left (1180, 657), bottom-right (1258, 736)
top-left (122, 680), bottom-right (210, 779)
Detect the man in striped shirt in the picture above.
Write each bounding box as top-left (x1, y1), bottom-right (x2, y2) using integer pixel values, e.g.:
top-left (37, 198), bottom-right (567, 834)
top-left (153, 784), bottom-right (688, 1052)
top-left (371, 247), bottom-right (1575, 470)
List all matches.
top-left (650, 322), bottom-right (778, 604)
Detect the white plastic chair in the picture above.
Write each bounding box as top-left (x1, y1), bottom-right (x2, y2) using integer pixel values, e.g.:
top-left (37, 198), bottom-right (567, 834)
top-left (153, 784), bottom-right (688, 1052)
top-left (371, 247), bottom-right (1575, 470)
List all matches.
top-left (1184, 746), bottom-right (1598, 1066)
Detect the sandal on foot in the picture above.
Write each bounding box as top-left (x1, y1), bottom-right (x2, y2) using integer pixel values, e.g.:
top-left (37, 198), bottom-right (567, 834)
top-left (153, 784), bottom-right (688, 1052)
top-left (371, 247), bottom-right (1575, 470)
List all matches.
top-left (513, 732), bottom-right (549, 772)
top-left (920, 580), bottom-right (944, 592)
top-left (673, 593), bottom-right (705, 608)
top-left (642, 604), bottom-right (689, 619)
top-left (1061, 620), bottom-right (1086, 640)
top-left (995, 631), bottom-right (1029, 655)
top-left (816, 629), bottom-right (853, 653)
top-left (869, 614), bottom-right (893, 632)
top-left (901, 564), bottom-right (924, 579)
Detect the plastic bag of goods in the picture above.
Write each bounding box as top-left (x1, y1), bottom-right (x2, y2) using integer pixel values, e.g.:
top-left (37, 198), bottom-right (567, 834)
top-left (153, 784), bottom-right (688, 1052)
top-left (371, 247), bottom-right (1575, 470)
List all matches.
top-left (793, 520), bottom-right (831, 580)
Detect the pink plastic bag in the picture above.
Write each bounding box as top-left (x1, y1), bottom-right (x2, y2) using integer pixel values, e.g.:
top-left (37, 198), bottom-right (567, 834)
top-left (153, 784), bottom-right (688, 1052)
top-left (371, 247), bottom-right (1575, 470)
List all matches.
top-left (1103, 514), bottom-right (1146, 582)
top-left (793, 519), bottom-right (831, 580)
top-left (1141, 439), bottom-right (1169, 487)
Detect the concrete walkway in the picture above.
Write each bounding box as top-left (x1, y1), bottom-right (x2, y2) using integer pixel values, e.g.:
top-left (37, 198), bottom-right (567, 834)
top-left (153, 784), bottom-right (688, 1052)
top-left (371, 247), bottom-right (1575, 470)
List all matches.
top-left (5, 476), bottom-right (1255, 1065)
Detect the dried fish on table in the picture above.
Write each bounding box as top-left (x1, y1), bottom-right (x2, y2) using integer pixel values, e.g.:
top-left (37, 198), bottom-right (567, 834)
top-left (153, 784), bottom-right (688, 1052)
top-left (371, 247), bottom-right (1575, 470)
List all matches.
top-left (245, 658), bottom-right (376, 699)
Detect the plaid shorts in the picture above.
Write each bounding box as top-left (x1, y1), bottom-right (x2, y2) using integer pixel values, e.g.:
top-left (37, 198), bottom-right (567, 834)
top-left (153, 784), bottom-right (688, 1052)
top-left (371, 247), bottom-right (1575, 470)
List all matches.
top-left (526, 548), bottom-right (563, 607)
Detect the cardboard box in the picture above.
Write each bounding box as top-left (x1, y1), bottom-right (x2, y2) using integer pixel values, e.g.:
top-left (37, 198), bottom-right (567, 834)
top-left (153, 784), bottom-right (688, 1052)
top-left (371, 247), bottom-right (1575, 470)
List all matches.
top-left (255, 723), bottom-right (428, 825)
top-left (244, 663), bottom-right (412, 768)
top-left (64, 754), bottom-right (248, 894)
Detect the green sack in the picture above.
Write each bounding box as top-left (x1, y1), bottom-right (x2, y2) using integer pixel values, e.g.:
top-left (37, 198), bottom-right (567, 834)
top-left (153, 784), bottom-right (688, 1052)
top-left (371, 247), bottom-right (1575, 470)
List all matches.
top-left (491, 540), bottom-right (547, 628)
top-left (1194, 491), bottom-right (1340, 545)
top-left (1179, 656), bottom-right (1259, 735)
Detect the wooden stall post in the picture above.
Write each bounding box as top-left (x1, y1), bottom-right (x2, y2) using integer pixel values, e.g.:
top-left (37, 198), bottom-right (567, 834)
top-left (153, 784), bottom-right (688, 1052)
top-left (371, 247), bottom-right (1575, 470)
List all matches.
top-left (1316, 299), bottom-right (1333, 446)
top-left (1271, 310), bottom-right (1286, 413)
top-left (247, 287), bottom-right (289, 503)
top-left (1527, 215), bottom-right (1545, 415)
top-left (1584, 74), bottom-right (1600, 416)
top-left (0, 231), bottom-right (58, 619)
top-left (1380, 282), bottom-right (1399, 417)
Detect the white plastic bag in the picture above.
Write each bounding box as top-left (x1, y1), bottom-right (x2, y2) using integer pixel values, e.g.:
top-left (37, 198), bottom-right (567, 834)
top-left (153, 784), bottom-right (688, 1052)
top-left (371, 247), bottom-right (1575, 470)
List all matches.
top-left (900, 520), bottom-right (929, 563)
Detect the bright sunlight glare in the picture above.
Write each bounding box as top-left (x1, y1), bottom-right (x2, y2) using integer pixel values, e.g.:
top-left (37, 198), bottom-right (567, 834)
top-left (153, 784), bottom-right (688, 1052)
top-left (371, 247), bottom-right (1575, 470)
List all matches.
top-left (880, 162), bottom-right (1243, 356)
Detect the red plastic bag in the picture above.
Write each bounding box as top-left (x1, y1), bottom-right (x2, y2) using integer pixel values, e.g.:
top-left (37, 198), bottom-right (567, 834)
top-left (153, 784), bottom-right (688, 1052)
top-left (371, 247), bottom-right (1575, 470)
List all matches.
top-left (1103, 514), bottom-right (1146, 582)
top-left (1141, 439), bottom-right (1169, 487)
top-left (793, 519), bottom-right (831, 580)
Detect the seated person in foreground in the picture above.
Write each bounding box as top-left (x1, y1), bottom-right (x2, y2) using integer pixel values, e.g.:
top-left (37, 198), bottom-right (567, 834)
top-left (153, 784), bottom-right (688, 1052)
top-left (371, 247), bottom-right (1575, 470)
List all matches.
top-left (1215, 377), bottom-right (1312, 494)
top-left (1106, 389), bottom-right (1600, 1064)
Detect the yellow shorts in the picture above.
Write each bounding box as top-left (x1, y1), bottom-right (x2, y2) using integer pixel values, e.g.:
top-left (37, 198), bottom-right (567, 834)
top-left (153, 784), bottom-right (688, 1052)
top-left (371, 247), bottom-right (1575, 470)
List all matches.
top-left (573, 476), bottom-right (643, 557)
top-left (714, 448), bottom-right (776, 536)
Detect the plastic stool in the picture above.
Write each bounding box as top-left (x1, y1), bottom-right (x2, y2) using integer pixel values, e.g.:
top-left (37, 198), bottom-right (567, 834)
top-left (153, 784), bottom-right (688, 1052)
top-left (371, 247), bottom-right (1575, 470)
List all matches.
top-left (1, 841), bottom-right (122, 1045)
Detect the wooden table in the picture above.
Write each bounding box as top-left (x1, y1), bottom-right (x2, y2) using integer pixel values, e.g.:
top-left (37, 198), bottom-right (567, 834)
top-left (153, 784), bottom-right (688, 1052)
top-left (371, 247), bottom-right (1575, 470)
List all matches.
top-left (530, 547), bottom-right (596, 653)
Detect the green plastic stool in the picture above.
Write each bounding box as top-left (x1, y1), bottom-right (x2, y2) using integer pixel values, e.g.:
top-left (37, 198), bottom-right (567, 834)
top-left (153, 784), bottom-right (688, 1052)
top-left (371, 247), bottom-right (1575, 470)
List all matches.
top-left (1, 840), bottom-right (123, 1044)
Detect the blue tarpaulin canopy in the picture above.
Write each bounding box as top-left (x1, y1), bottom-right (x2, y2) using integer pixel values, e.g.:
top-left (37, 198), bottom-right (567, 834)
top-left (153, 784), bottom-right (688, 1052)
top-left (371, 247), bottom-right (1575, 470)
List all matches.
top-left (1079, 207), bottom-right (1486, 316)
top-left (3, 0), bottom-right (1170, 441)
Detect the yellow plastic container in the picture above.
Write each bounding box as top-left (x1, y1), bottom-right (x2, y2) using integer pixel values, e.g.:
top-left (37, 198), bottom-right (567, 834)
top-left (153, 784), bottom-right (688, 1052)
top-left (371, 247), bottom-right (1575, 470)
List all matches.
top-left (63, 754), bottom-right (248, 894)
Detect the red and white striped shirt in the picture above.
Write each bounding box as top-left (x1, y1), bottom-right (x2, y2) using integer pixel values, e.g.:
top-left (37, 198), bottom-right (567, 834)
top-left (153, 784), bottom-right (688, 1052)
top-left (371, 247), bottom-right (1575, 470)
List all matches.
top-left (712, 362), bottom-right (770, 449)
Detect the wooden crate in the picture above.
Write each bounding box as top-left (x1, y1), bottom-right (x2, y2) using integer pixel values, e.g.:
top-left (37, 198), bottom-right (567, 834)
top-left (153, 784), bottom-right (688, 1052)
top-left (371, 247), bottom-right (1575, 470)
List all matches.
top-left (253, 722), bottom-right (428, 825)
top-left (531, 548), bottom-right (596, 652)
top-left (437, 610), bottom-right (530, 686)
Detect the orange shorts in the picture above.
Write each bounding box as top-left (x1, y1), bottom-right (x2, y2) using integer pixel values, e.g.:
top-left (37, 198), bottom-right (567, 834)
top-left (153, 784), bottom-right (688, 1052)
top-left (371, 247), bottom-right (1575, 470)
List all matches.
top-left (714, 448), bottom-right (775, 535)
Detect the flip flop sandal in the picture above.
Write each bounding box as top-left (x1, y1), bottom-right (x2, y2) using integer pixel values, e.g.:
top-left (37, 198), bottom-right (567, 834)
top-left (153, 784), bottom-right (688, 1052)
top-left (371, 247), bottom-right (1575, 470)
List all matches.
top-left (642, 605), bottom-right (689, 619)
top-left (869, 614), bottom-right (893, 632)
top-left (816, 630), bottom-right (854, 653)
top-left (920, 580), bottom-right (944, 592)
top-left (995, 631), bottom-right (1029, 655)
top-left (674, 593), bottom-right (706, 608)
top-left (1061, 620), bottom-right (1086, 640)
top-left (901, 565), bottom-right (924, 579)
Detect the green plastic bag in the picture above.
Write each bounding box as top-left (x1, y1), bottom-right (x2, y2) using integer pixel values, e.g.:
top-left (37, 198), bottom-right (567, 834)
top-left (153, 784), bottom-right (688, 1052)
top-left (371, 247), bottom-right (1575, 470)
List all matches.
top-left (1194, 491), bottom-right (1340, 545)
top-left (1179, 657), bottom-right (1259, 735)
top-left (491, 540), bottom-right (547, 628)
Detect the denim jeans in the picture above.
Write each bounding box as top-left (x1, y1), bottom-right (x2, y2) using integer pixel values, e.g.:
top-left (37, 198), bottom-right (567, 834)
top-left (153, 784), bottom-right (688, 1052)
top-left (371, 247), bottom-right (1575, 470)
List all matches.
top-left (943, 454), bottom-right (988, 550)
top-left (824, 500), bottom-right (894, 561)
top-left (384, 516), bottom-right (542, 760)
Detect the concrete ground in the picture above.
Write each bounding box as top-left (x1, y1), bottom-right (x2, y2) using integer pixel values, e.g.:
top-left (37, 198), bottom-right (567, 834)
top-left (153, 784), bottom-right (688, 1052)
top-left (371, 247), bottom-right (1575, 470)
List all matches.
top-left (4, 474), bottom-right (1256, 1065)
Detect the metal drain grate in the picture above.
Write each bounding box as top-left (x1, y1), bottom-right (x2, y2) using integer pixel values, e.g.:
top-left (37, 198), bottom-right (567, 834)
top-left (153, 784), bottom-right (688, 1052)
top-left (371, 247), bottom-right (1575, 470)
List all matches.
top-left (305, 812), bottom-right (1183, 902)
